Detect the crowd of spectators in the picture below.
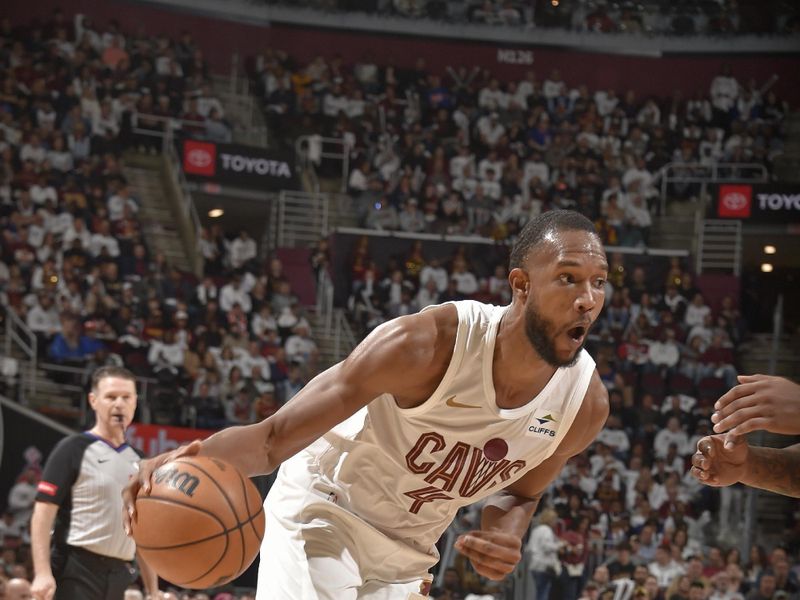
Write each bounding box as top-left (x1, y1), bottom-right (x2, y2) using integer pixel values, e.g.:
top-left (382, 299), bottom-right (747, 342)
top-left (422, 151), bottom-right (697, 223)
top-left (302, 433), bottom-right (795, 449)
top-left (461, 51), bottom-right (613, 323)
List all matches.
top-left (253, 47), bottom-right (786, 245)
top-left (0, 11), bottom-right (315, 427)
top-left (262, 0), bottom-right (800, 35)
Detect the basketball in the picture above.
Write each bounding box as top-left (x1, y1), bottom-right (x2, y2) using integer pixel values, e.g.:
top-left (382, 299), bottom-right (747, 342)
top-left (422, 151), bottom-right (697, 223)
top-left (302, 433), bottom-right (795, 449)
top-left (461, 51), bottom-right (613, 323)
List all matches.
top-left (130, 456), bottom-right (265, 589)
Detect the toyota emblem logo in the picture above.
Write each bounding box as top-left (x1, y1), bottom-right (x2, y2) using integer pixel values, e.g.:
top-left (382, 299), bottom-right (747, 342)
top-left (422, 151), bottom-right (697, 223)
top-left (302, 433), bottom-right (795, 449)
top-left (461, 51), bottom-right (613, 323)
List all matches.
top-left (187, 148), bottom-right (212, 168)
top-left (722, 192), bottom-right (747, 211)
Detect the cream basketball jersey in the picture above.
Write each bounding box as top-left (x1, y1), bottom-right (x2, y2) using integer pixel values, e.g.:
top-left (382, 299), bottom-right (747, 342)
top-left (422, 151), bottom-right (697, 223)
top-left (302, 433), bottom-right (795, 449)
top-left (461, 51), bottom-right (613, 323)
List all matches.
top-left (264, 300), bottom-right (595, 580)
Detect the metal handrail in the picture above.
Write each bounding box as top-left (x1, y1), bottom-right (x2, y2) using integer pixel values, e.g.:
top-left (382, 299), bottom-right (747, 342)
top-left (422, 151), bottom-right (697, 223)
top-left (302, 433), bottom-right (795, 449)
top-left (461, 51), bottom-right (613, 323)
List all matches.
top-left (295, 135), bottom-right (351, 193)
top-left (654, 161), bottom-right (769, 214)
top-left (162, 123), bottom-right (204, 275)
top-left (4, 308), bottom-right (37, 401)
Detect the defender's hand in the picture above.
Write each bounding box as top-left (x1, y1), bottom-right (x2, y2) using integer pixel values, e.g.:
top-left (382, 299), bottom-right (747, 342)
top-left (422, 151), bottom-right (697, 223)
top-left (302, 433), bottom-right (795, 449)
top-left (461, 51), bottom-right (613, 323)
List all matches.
top-left (690, 435), bottom-right (749, 487)
top-left (454, 529), bottom-right (522, 581)
top-left (122, 440), bottom-right (202, 535)
top-left (712, 374), bottom-right (800, 442)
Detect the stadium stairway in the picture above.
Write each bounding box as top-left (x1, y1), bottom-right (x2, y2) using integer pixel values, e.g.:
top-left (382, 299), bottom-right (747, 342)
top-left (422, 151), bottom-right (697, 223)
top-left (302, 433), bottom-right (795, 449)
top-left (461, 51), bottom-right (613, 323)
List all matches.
top-left (773, 111), bottom-right (800, 183)
top-left (123, 152), bottom-right (195, 274)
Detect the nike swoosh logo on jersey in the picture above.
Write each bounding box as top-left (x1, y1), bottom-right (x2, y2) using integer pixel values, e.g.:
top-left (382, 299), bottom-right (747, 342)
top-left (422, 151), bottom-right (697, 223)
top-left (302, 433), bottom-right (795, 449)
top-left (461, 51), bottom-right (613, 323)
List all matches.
top-left (98, 458), bottom-right (110, 463)
top-left (445, 396), bottom-right (481, 409)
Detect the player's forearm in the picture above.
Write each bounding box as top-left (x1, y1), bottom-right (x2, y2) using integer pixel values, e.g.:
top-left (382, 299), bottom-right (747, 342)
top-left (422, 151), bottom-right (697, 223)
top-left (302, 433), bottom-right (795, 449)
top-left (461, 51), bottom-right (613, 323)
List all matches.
top-left (481, 491), bottom-right (540, 540)
top-left (30, 503), bottom-right (55, 577)
top-left (740, 443), bottom-right (800, 498)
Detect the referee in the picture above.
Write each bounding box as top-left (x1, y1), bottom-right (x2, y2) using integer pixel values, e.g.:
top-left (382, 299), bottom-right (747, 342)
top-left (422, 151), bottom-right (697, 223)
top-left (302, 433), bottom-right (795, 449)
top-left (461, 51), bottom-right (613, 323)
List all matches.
top-left (30, 366), bottom-right (159, 600)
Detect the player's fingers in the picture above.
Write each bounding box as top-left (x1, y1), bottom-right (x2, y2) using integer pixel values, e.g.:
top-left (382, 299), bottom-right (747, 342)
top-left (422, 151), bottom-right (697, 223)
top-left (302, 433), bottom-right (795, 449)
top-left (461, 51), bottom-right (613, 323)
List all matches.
top-left (455, 534), bottom-right (521, 566)
top-left (711, 394), bottom-right (759, 426)
top-left (713, 405), bottom-right (764, 434)
top-left (697, 436), bottom-right (715, 457)
top-left (472, 561), bottom-right (508, 581)
top-left (454, 538), bottom-right (518, 573)
top-left (690, 452), bottom-right (710, 471)
top-left (726, 418), bottom-right (769, 440)
top-left (714, 382), bottom-right (758, 411)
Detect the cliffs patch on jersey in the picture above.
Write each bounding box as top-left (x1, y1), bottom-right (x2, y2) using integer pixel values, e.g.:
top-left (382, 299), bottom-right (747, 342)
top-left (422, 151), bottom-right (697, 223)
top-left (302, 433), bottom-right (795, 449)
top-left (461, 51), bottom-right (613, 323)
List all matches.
top-left (402, 432), bottom-right (526, 514)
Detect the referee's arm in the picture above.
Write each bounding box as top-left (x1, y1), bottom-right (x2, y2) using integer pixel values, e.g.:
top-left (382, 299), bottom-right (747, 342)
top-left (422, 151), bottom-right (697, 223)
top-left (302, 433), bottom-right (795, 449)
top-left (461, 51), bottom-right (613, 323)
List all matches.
top-left (31, 501), bottom-right (59, 600)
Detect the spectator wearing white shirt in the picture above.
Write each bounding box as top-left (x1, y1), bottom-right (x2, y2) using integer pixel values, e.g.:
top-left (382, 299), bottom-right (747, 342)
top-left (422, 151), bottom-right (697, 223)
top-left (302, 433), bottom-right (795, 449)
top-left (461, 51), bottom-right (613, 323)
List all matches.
top-left (684, 293), bottom-right (711, 329)
top-left (284, 324), bottom-right (318, 367)
top-left (196, 85), bottom-right (224, 118)
top-left (29, 177), bottom-right (58, 206)
top-left (229, 230), bottom-right (258, 270)
top-left (147, 330), bottom-right (185, 378)
top-left (450, 258), bottom-right (478, 296)
top-left (323, 82), bottom-right (349, 118)
top-left (523, 151), bottom-right (550, 189)
top-left (477, 150), bottom-right (504, 181)
top-left (20, 133), bottom-right (47, 164)
top-left (398, 199), bottom-right (426, 233)
top-left (647, 329), bottom-right (680, 372)
top-left (648, 545), bottom-right (685, 590)
top-left (107, 185), bottom-right (138, 222)
top-left (449, 145), bottom-right (475, 180)
top-left (46, 135), bottom-right (74, 173)
top-left (237, 340), bottom-right (272, 383)
top-left (595, 415), bottom-right (630, 456)
top-left (653, 416), bottom-right (690, 458)
top-left (479, 170), bottom-right (502, 201)
top-left (475, 112), bottom-right (506, 148)
top-left (543, 69), bottom-right (566, 100)
top-left (89, 220), bottom-right (120, 257)
top-left (477, 79), bottom-right (507, 112)
top-left (419, 258), bottom-right (448, 293)
top-left (252, 305), bottom-right (278, 338)
top-left (710, 64), bottom-right (739, 115)
top-left (527, 508), bottom-right (562, 600)
top-left (26, 293), bottom-right (61, 340)
top-left (415, 278), bottom-right (440, 310)
top-left (219, 274), bottom-right (252, 313)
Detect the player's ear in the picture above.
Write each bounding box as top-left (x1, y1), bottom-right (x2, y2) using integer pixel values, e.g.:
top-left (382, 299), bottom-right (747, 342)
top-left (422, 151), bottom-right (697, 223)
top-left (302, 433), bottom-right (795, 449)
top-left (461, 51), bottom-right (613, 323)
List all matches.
top-left (508, 267), bottom-right (529, 299)
top-left (88, 391), bottom-right (98, 410)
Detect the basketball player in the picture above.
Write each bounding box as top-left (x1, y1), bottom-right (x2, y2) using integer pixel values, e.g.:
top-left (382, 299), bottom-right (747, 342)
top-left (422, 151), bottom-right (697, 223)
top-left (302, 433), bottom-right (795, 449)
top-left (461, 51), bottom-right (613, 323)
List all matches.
top-left (691, 374), bottom-right (800, 498)
top-left (124, 210), bottom-right (611, 599)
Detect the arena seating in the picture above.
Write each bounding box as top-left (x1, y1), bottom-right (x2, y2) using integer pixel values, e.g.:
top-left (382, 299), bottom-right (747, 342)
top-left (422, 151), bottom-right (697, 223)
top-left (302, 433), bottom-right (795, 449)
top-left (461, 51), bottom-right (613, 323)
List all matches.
top-left (0, 6), bottom-right (797, 600)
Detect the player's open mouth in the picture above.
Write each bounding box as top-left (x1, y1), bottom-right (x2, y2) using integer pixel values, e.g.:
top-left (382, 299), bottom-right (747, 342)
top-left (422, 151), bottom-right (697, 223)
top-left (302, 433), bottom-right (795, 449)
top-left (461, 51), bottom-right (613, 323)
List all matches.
top-left (112, 413), bottom-right (125, 422)
top-left (566, 325), bottom-right (587, 344)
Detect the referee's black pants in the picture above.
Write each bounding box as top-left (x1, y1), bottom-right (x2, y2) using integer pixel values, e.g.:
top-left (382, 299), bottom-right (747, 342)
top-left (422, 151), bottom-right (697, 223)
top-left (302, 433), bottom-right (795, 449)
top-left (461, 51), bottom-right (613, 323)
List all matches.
top-left (54, 546), bottom-right (135, 600)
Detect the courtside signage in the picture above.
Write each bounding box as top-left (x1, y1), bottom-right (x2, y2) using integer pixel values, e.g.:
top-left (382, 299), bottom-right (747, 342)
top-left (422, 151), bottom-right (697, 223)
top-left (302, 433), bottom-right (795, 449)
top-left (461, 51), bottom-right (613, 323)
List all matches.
top-left (180, 139), bottom-right (298, 191)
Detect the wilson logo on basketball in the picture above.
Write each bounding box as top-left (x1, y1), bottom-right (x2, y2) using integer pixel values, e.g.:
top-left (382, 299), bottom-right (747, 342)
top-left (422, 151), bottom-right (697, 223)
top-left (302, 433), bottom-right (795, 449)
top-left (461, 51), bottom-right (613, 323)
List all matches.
top-left (183, 141), bottom-right (216, 177)
top-left (718, 184), bottom-right (752, 218)
top-left (153, 467), bottom-right (200, 498)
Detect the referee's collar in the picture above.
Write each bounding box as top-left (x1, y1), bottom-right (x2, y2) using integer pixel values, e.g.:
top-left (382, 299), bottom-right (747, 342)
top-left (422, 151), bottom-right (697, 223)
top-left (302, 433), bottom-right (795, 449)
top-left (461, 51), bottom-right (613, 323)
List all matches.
top-left (84, 431), bottom-right (131, 453)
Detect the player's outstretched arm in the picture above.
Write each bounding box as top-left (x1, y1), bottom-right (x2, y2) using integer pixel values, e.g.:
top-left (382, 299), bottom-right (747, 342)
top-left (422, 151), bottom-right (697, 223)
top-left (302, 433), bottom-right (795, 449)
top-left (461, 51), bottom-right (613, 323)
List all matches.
top-left (454, 371), bottom-right (609, 581)
top-left (123, 305), bottom-right (457, 529)
top-left (691, 435), bottom-right (800, 498)
top-left (711, 374), bottom-right (800, 442)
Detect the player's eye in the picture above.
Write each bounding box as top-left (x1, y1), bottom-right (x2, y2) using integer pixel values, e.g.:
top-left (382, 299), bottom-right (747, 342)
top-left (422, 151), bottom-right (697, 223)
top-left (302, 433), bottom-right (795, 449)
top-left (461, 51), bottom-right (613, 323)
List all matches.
top-left (594, 278), bottom-right (607, 289)
top-left (559, 273), bottom-right (573, 284)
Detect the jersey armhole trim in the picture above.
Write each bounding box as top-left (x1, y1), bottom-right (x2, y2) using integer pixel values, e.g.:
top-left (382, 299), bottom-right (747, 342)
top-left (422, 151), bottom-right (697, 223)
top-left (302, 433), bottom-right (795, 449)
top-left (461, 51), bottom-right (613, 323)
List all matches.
top-left (541, 352), bottom-right (597, 462)
top-left (396, 302), bottom-right (466, 417)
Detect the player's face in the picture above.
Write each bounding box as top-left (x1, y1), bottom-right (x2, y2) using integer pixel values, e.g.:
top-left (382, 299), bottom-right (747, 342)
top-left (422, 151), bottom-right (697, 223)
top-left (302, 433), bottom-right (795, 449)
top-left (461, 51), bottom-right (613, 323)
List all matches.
top-left (522, 229), bottom-right (607, 367)
top-left (89, 376), bottom-right (137, 434)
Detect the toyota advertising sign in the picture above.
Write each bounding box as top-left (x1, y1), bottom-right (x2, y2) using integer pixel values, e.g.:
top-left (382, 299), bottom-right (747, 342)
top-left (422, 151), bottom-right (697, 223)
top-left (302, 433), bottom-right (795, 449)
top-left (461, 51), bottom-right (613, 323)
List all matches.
top-left (716, 184), bottom-right (800, 223)
top-left (181, 139), bottom-right (298, 191)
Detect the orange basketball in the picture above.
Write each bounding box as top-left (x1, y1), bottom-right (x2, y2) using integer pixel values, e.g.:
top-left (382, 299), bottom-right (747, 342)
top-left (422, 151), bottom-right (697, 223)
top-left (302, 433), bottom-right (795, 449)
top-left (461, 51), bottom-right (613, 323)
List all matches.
top-left (131, 456), bottom-right (265, 589)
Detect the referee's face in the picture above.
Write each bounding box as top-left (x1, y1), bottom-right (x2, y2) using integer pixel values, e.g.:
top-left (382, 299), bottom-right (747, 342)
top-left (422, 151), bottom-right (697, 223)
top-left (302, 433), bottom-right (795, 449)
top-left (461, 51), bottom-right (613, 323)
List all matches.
top-left (89, 376), bottom-right (137, 441)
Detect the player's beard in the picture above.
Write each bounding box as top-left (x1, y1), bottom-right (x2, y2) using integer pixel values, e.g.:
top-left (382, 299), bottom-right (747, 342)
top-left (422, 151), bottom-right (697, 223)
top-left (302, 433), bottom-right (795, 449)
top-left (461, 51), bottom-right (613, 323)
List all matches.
top-left (524, 295), bottom-right (584, 368)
